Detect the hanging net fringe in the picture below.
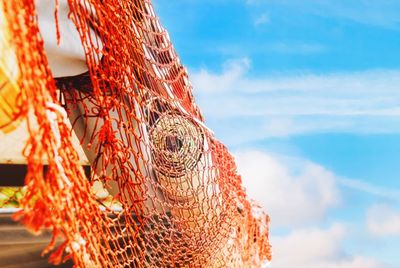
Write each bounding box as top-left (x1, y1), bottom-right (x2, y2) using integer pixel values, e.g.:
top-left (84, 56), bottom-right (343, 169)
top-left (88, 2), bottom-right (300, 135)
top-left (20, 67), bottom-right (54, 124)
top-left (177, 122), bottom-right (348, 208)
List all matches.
top-left (1, 0), bottom-right (271, 267)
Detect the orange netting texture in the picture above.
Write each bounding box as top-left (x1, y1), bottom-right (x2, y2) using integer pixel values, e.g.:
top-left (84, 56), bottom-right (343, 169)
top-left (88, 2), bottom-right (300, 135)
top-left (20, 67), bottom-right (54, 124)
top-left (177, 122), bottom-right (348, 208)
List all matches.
top-left (1, 0), bottom-right (271, 267)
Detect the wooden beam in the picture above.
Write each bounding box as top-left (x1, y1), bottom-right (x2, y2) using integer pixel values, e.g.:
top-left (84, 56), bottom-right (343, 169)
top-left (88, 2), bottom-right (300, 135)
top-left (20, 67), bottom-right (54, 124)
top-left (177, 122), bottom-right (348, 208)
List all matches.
top-left (0, 164), bottom-right (91, 186)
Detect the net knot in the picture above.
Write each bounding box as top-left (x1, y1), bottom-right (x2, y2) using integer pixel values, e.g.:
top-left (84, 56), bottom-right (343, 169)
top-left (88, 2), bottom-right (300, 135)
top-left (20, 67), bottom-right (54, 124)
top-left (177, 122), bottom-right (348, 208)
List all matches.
top-left (99, 119), bottom-right (116, 144)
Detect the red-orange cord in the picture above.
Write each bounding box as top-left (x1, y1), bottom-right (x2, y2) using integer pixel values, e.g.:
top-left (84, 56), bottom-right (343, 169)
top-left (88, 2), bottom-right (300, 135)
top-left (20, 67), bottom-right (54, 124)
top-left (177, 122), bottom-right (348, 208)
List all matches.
top-left (1, 0), bottom-right (271, 266)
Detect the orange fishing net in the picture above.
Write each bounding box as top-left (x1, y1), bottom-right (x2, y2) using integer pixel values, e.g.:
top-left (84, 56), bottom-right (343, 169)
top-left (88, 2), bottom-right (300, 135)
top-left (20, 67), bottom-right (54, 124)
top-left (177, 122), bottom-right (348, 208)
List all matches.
top-left (1, 0), bottom-right (271, 267)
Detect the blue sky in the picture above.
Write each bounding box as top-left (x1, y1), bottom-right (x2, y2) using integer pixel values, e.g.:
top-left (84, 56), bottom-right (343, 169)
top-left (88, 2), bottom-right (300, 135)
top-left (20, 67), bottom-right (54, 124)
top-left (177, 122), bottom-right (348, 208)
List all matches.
top-left (154, 1), bottom-right (400, 267)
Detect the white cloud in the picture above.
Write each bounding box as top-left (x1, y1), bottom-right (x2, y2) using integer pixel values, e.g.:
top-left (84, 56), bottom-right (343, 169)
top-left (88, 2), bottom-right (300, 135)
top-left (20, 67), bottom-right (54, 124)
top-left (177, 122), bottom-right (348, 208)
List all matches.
top-left (233, 149), bottom-right (393, 267)
top-left (272, 224), bottom-right (387, 268)
top-left (191, 58), bottom-right (250, 94)
top-left (272, 224), bottom-right (346, 265)
top-left (234, 150), bottom-right (339, 227)
top-left (191, 59), bottom-right (400, 143)
top-left (367, 204), bottom-right (400, 236)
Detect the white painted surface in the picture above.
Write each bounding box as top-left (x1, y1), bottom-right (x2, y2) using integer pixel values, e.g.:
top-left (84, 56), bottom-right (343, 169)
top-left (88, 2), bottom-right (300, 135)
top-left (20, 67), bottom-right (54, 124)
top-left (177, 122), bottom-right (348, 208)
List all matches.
top-left (0, 116), bottom-right (88, 164)
top-left (36, 0), bottom-right (93, 77)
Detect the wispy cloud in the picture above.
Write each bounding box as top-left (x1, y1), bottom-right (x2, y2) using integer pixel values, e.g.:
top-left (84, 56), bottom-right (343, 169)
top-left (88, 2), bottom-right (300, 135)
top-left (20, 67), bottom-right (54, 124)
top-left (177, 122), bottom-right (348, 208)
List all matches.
top-left (367, 204), bottom-right (400, 237)
top-left (191, 58), bottom-right (250, 94)
top-left (246, 0), bottom-right (400, 29)
top-left (254, 13), bottom-right (270, 26)
top-left (267, 42), bottom-right (327, 54)
top-left (339, 178), bottom-right (400, 202)
top-left (213, 42), bottom-right (327, 57)
top-left (191, 58), bottom-right (400, 144)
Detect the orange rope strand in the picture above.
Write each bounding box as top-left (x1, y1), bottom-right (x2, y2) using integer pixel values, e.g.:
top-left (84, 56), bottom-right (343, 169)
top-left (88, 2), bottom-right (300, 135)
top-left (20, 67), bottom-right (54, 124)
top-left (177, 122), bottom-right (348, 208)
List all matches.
top-left (1, 0), bottom-right (271, 266)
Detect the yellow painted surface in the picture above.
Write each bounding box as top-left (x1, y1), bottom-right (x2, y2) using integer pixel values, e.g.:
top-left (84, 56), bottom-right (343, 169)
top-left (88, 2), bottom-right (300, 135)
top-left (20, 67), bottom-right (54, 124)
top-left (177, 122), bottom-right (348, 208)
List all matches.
top-left (0, 5), bottom-right (23, 134)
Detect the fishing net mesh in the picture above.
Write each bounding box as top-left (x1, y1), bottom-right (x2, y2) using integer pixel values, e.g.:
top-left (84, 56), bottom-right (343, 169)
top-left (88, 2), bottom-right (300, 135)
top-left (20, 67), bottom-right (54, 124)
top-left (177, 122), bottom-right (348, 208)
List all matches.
top-left (0, 0), bottom-right (271, 267)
